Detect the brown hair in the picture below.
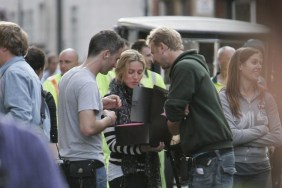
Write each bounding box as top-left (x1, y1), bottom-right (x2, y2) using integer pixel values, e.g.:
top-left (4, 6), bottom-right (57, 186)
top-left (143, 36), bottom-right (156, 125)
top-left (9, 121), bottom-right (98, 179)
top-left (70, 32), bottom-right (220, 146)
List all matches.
top-left (0, 21), bottom-right (28, 56)
top-left (225, 47), bottom-right (264, 118)
top-left (115, 49), bottom-right (145, 84)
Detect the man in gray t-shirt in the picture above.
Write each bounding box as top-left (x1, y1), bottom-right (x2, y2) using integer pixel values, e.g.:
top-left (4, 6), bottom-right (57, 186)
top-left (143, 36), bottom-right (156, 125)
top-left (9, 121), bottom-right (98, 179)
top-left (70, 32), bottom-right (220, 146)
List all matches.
top-left (58, 30), bottom-right (124, 188)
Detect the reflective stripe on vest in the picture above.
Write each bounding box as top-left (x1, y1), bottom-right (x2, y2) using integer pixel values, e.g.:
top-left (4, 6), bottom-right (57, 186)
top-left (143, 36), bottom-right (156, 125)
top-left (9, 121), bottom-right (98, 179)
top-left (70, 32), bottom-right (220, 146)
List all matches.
top-left (50, 78), bottom-right (59, 98)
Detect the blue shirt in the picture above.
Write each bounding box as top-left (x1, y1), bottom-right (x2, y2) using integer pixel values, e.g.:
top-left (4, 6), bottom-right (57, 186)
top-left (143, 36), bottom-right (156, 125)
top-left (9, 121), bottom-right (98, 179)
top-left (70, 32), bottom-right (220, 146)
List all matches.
top-left (0, 56), bottom-right (41, 126)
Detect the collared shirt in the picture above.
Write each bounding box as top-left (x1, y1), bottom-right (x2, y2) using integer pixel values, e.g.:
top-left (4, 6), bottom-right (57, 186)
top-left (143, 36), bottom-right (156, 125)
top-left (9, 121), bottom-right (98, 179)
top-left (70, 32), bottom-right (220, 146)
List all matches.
top-left (0, 56), bottom-right (41, 126)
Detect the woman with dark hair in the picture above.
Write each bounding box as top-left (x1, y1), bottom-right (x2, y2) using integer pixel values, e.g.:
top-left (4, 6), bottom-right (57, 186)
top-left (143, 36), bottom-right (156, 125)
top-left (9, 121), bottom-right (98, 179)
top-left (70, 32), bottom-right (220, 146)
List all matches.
top-left (219, 47), bottom-right (282, 188)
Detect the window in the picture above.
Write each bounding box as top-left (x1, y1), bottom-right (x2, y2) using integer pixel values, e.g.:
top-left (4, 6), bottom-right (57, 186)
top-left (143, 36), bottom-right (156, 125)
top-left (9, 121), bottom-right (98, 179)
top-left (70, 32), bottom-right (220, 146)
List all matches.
top-left (232, 0), bottom-right (256, 23)
top-left (70, 6), bottom-right (78, 48)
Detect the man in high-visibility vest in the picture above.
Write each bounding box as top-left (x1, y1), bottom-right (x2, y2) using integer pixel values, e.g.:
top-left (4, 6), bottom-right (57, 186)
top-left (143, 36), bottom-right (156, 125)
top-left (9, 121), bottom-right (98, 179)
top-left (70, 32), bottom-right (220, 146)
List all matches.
top-left (131, 39), bottom-right (166, 89)
top-left (41, 54), bottom-right (60, 83)
top-left (43, 48), bottom-right (79, 107)
top-left (211, 46), bottom-right (235, 92)
top-left (96, 70), bottom-right (116, 97)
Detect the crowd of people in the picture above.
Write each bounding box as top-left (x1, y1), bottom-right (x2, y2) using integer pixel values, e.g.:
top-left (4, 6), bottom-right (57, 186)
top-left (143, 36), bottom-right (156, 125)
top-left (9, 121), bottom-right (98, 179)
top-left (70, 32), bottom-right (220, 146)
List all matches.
top-left (0, 19), bottom-right (282, 188)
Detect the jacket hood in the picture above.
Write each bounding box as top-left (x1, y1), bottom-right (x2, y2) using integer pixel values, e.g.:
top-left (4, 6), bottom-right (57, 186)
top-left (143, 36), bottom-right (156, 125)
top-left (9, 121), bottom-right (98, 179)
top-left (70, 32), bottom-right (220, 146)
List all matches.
top-left (169, 50), bottom-right (209, 78)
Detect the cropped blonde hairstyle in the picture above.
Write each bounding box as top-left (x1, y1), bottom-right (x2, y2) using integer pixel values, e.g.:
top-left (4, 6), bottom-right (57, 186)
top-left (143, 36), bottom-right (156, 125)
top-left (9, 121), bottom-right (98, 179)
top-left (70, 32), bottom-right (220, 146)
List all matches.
top-left (0, 21), bottom-right (28, 56)
top-left (115, 49), bottom-right (146, 84)
top-left (146, 27), bottom-right (184, 50)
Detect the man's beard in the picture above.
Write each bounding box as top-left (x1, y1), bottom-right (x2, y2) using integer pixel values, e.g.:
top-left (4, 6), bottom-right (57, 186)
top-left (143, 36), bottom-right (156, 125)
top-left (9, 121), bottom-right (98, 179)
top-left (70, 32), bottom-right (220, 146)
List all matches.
top-left (161, 62), bottom-right (170, 70)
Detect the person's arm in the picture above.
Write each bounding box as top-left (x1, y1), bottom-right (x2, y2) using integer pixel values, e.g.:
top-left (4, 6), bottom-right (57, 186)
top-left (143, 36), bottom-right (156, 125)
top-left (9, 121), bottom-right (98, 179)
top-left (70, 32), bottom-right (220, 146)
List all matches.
top-left (78, 83), bottom-right (116, 136)
top-left (246, 94), bottom-right (282, 147)
top-left (104, 126), bottom-right (144, 155)
top-left (102, 94), bottom-right (122, 109)
top-left (167, 104), bottom-right (189, 135)
top-left (167, 120), bottom-right (180, 135)
top-left (164, 62), bottom-right (193, 135)
top-left (104, 126), bottom-right (164, 155)
top-left (219, 91), bottom-right (269, 147)
top-left (79, 109), bottom-right (115, 136)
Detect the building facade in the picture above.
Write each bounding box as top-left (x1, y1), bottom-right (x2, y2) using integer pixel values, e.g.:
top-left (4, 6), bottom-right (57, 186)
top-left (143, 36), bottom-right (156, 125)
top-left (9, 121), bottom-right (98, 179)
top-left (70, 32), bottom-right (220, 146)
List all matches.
top-left (0, 0), bottom-right (264, 59)
top-left (0, 0), bottom-right (145, 59)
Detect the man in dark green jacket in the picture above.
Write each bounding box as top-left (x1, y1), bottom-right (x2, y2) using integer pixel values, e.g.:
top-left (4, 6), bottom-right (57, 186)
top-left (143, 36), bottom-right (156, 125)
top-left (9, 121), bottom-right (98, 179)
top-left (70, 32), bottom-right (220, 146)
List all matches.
top-left (147, 27), bottom-right (235, 188)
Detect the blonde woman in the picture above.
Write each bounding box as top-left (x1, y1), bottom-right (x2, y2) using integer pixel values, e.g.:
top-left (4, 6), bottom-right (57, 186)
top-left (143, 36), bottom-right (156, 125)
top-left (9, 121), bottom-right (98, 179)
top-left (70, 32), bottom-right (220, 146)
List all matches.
top-left (104, 49), bottom-right (164, 188)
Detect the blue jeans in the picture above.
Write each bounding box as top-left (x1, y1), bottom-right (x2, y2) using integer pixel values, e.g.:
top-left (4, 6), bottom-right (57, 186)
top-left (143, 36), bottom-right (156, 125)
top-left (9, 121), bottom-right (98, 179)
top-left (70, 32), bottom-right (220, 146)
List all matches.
top-left (96, 166), bottom-right (107, 188)
top-left (233, 170), bottom-right (272, 188)
top-left (189, 149), bottom-right (236, 188)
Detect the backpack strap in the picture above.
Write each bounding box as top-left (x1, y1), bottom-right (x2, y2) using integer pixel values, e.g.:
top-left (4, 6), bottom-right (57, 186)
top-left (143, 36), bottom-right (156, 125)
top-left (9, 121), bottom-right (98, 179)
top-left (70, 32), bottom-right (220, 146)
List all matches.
top-left (44, 91), bottom-right (58, 143)
top-left (40, 86), bottom-right (46, 125)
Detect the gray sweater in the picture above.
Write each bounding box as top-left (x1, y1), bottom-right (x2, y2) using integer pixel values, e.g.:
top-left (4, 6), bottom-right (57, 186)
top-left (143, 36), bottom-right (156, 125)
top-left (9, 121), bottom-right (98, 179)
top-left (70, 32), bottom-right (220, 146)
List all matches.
top-left (219, 90), bottom-right (282, 163)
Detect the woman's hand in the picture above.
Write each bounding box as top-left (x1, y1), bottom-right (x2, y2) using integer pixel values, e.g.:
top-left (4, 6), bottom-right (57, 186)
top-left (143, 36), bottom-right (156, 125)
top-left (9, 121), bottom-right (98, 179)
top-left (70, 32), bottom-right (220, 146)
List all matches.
top-left (102, 95), bottom-right (122, 109)
top-left (140, 142), bottom-right (165, 152)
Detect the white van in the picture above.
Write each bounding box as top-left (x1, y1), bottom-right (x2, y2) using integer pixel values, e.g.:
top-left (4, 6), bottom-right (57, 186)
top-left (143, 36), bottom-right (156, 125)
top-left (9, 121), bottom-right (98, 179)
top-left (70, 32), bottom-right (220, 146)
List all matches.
top-left (115, 16), bottom-right (270, 83)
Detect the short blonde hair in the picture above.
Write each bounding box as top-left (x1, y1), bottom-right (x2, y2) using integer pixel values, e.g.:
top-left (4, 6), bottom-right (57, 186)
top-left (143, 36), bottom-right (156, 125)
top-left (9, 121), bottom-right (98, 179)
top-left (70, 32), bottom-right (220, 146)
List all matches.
top-left (146, 27), bottom-right (183, 50)
top-left (0, 21), bottom-right (28, 56)
top-left (115, 49), bottom-right (146, 83)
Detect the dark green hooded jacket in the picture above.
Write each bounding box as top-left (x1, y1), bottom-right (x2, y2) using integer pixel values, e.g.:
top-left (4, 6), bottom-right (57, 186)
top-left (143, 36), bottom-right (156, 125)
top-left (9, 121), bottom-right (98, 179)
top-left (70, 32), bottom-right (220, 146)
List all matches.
top-left (165, 50), bottom-right (233, 155)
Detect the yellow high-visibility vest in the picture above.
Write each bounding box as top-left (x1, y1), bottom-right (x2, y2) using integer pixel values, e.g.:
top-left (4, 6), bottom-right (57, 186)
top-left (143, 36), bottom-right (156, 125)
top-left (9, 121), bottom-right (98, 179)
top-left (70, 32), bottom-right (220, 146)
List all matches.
top-left (43, 74), bottom-right (62, 107)
top-left (141, 69), bottom-right (166, 89)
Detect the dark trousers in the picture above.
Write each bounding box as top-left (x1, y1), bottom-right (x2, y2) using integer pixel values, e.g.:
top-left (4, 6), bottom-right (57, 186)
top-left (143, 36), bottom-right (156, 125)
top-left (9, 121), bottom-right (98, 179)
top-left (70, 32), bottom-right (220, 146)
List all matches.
top-left (270, 146), bottom-right (282, 188)
top-left (109, 172), bottom-right (147, 188)
top-left (233, 170), bottom-right (272, 188)
top-left (66, 176), bottom-right (96, 188)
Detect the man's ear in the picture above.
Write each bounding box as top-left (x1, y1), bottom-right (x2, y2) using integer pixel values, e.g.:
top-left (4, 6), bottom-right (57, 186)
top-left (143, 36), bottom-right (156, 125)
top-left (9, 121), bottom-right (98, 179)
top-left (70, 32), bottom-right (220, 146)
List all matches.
top-left (0, 47), bottom-right (8, 53)
top-left (159, 42), bottom-right (168, 54)
top-left (103, 50), bottom-right (110, 59)
top-left (160, 42), bottom-right (168, 51)
top-left (239, 64), bottom-right (243, 71)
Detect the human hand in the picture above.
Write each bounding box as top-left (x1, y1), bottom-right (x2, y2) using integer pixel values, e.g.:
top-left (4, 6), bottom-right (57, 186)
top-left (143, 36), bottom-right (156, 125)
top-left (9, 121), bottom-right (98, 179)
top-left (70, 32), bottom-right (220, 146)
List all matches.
top-left (140, 142), bottom-right (165, 152)
top-left (103, 110), bottom-right (117, 126)
top-left (161, 109), bottom-right (166, 117)
top-left (269, 146), bottom-right (275, 156)
top-left (184, 104), bottom-right (189, 116)
top-left (170, 135), bottom-right (180, 145)
top-left (102, 95), bottom-right (122, 109)
top-left (257, 125), bottom-right (269, 135)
